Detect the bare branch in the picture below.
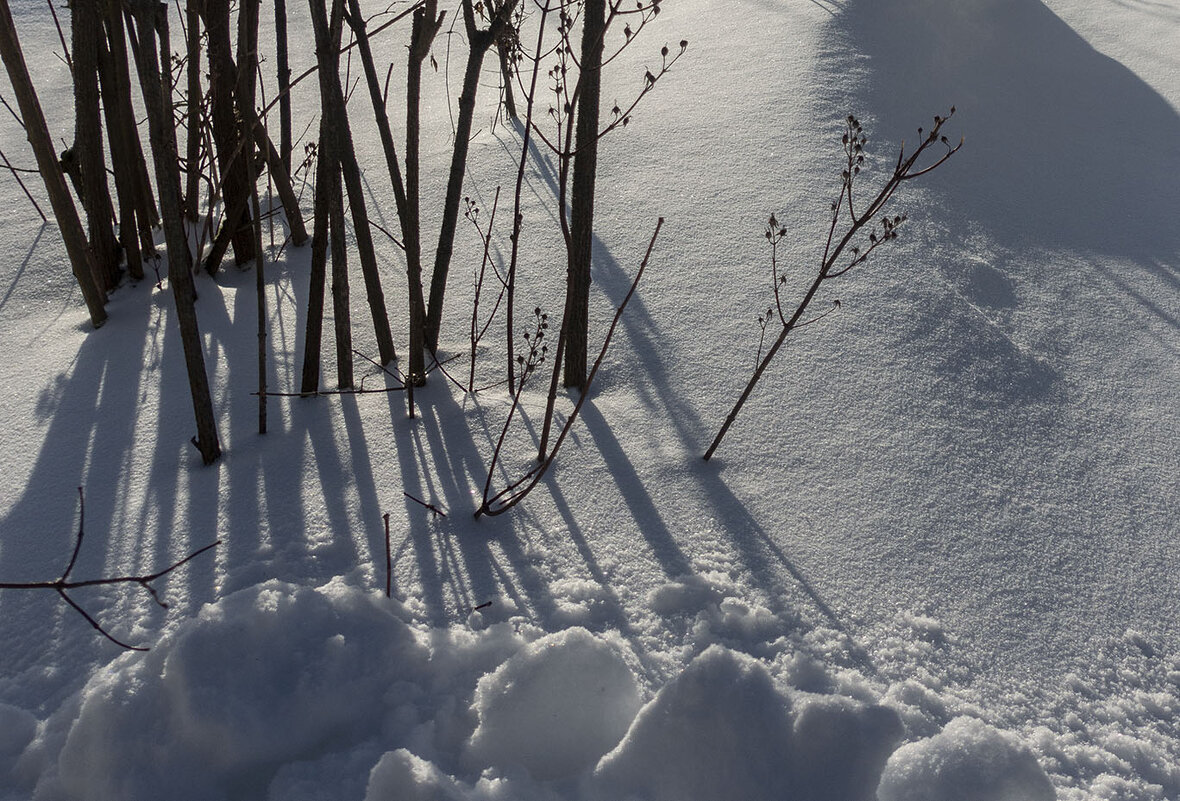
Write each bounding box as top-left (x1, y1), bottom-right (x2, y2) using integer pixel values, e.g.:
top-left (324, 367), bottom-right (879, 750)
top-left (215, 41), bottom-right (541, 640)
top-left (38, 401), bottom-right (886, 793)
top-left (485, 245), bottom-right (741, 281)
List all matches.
top-left (0, 489), bottom-right (220, 650)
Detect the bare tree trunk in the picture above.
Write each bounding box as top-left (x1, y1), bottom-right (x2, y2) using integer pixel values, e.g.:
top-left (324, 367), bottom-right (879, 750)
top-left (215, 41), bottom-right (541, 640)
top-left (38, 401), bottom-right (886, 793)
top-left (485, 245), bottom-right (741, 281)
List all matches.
top-left (310, 0), bottom-right (396, 365)
top-left (0, 0), bottom-right (107, 327)
top-left (405, 0), bottom-right (443, 385)
top-left (562, 0), bottom-right (604, 390)
top-left (105, 0), bottom-right (159, 245)
top-left (423, 0), bottom-right (516, 353)
top-left (129, 0), bottom-right (220, 464)
top-left (202, 0), bottom-right (254, 269)
top-left (299, 104), bottom-right (337, 395)
top-left (184, 0), bottom-right (202, 221)
top-left (239, 0), bottom-right (267, 434)
top-left (97, 3), bottom-right (152, 279)
top-left (275, 0), bottom-right (292, 173)
top-left (238, 98), bottom-right (308, 245)
top-left (328, 160), bottom-right (352, 389)
top-left (346, 0), bottom-right (421, 390)
top-left (71, 0), bottom-right (120, 290)
top-left (236, 0), bottom-right (259, 114)
top-left (249, 136), bottom-right (267, 434)
top-left (497, 40), bottom-right (516, 120)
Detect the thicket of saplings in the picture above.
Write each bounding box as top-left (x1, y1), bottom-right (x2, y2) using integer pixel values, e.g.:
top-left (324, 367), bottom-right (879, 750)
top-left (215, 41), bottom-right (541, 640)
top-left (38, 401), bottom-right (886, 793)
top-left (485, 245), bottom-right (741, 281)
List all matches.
top-left (0, 0), bottom-right (957, 647)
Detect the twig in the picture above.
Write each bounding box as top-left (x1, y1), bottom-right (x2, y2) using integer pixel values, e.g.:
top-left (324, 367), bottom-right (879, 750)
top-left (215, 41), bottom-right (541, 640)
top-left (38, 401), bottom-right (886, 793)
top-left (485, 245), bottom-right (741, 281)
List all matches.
top-left (0, 488), bottom-right (220, 650)
top-left (403, 491), bottom-right (447, 517)
top-left (704, 111), bottom-right (962, 460)
top-left (0, 89), bottom-right (23, 129)
top-left (0, 144), bottom-right (46, 221)
top-left (383, 512), bottom-right (392, 597)
top-left (46, 0), bottom-right (72, 75)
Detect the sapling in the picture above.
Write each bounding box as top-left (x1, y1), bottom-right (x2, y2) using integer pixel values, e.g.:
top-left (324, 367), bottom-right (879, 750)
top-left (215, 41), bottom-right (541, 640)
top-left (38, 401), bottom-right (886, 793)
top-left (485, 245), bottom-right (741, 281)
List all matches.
top-left (476, 306), bottom-right (550, 517)
top-left (704, 111), bottom-right (962, 461)
top-left (464, 188), bottom-right (509, 393)
top-left (476, 218), bottom-right (663, 518)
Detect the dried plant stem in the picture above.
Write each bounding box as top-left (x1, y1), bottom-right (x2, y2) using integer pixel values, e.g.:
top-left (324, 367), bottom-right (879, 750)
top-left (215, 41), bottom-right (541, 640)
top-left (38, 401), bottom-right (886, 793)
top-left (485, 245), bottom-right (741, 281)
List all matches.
top-left (704, 112), bottom-right (961, 461)
top-left (476, 217), bottom-right (663, 518)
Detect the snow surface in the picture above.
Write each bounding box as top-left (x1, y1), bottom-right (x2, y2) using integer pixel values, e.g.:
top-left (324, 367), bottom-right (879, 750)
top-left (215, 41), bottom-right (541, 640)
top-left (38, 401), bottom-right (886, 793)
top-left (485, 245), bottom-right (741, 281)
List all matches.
top-left (0, 0), bottom-right (1178, 799)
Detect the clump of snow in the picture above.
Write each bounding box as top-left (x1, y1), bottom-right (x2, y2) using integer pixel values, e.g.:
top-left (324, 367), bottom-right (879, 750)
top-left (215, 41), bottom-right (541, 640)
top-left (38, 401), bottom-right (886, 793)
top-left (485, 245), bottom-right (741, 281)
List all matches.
top-left (648, 573), bottom-right (724, 616)
top-left (789, 694), bottom-right (903, 801)
top-left (367, 750), bottom-right (468, 801)
top-left (466, 627), bottom-right (641, 780)
top-left (548, 579), bottom-right (620, 629)
top-left (594, 645), bottom-right (797, 801)
top-left (877, 716), bottom-right (1055, 801)
top-left (35, 579), bottom-right (429, 801)
top-left (594, 645), bottom-right (900, 801)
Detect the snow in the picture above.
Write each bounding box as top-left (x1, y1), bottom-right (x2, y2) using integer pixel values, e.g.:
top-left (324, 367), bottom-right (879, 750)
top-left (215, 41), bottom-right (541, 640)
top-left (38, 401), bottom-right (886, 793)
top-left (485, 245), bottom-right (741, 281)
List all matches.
top-left (878, 716), bottom-right (1055, 801)
top-left (466, 628), bottom-right (642, 780)
top-left (0, 0), bottom-right (1178, 798)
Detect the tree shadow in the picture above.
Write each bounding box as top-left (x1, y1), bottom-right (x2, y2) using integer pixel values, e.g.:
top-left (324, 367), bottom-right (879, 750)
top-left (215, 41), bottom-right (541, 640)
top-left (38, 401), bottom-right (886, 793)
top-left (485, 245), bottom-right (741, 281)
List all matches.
top-left (831, 0), bottom-right (1180, 268)
top-left (0, 225), bottom-right (45, 315)
top-left (581, 231), bottom-right (878, 672)
top-left (0, 284), bottom-right (221, 711)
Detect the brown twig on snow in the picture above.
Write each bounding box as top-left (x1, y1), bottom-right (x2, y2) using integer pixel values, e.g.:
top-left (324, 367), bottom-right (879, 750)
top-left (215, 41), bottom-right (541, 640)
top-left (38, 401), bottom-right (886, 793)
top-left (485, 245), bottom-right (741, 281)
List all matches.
top-left (403, 492), bottom-right (447, 518)
top-left (0, 488), bottom-right (220, 651)
top-left (383, 512), bottom-right (392, 598)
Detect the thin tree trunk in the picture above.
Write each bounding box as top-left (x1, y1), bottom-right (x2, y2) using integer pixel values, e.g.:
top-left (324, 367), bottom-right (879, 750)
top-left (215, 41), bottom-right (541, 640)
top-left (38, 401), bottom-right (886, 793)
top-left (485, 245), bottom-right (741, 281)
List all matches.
top-left (299, 104), bottom-right (337, 395)
top-left (236, 0), bottom-right (259, 113)
top-left (497, 40), bottom-right (516, 120)
top-left (184, 0), bottom-right (202, 221)
top-left (562, 0), bottom-right (604, 390)
top-left (310, 0), bottom-right (396, 365)
top-left (128, 1), bottom-right (220, 464)
top-left (423, 0), bottom-right (515, 353)
top-left (72, 0), bottom-right (120, 290)
top-left (202, 0), bottom-right (254, 268)
top-left (275, 0), bottom-right (292, 173)
top-left (250, 138), bottom-right (267, 434)
top-left (0, 0), bottom-right (107, 327)
top-left (238, 98), bottom-right (308, 246)
top-left (328, 160), bottom-right (352, 389)
top-left (240, 0), bottom-right (267, 435)
top-left (96, 6), bottom-right (146, 279)
top-left (105, 0), bottom-right (159, 246)
top-left (346, 0), bottom-right (421, 390)
top-left (405, 0), bottom-right (442, 383)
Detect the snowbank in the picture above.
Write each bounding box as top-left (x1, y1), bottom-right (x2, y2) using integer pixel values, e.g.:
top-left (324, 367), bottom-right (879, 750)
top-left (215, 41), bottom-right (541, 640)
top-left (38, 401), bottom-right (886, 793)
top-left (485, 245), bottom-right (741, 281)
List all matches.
top-left (10, 578), bottom-right (1083, 801)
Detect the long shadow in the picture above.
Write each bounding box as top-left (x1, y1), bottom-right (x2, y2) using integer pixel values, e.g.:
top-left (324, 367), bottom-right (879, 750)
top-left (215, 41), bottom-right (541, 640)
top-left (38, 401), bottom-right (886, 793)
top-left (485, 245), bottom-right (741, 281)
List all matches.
top-left (482, 103), bottom-right (872, 663)
top-left (0, 225), bottom-right (45, 315)
top-left (831, 0), bottom-right (1180, 268)
top-left (0, 287), bottom-right (202, 712)
top-left (589, 229), bottom-right (877, 672)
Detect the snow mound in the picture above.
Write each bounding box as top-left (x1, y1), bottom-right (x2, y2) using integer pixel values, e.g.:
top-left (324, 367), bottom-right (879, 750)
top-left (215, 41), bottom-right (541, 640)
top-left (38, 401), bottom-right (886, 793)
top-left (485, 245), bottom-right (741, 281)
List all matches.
top-left (594, 645), bottom-right (901, 801)
top-left (877, 716), bottom-right (1055, 801)
top-left (13, 579), bottom-right (1091, 801)
top-left (38, 579), bottom-right (428, 801)
top-left (466, 627), bottom-right (641, 780)
top-left (595, 645), bottom-right (797, 801)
